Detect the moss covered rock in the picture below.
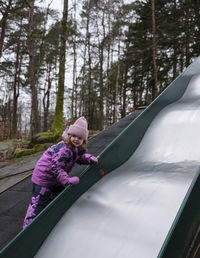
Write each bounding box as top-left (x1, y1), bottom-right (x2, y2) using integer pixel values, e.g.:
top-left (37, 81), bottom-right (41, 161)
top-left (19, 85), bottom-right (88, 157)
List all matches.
top-left (14, 142), bottom-right (53, 158)
top-left (15, 148), bottom-right (36, 158)
top-left (1, 129), bottom-right (101, 161)
top-left (28, 132), bottom-right (60, 148)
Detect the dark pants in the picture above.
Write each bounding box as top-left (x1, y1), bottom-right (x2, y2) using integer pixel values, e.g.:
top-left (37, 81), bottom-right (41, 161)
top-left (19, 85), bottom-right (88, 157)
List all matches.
top-left (23, 183), bottom-right (65, 229)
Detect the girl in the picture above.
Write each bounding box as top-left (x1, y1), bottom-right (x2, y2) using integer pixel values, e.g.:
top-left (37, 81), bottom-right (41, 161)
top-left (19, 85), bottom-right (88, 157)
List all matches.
top-left (23, 117), bottom-right (98, 229)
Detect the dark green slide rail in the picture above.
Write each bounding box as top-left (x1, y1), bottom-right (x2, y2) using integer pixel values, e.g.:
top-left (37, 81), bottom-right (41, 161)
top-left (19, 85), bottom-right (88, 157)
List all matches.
top-left (1, 56), bottom-right (200, 258)
top-left (158, 169), bottom-right (200, 258)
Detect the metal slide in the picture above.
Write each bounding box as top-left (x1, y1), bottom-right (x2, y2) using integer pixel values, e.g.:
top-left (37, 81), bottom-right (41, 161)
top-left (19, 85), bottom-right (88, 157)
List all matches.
top-left (1, 57), bottom-right (200, 258)
top-left (34, 65), bottom-right (200, 257)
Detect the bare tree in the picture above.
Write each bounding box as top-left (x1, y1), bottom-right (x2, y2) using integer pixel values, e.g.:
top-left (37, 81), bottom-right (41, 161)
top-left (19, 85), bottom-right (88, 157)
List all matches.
top-left (151, 0), bottom-right (158, 100)
top-left (96, 10), bottom-right (105, 130)
top-left (71, 0), bottom-right (77, 118)
top-left (53, 0), bottom-right (68, 133)
top-left (43, 63), bottom-right (52, 131)
top-left (11, 39), bottom-right (21, 137)
top-left (113, 36), bottom-right (120, 124)
top-left (28, 0), bottom-right (40, 135)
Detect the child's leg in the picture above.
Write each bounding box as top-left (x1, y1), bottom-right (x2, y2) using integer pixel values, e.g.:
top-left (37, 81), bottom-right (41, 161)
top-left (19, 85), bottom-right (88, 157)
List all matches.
top-left (23, 183), bottom-right (52, 229)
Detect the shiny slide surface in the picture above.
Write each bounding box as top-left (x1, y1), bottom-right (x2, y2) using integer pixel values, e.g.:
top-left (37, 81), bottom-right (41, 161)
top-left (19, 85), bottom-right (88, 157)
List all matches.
top-left (34, 73), bottom-right (200, 258)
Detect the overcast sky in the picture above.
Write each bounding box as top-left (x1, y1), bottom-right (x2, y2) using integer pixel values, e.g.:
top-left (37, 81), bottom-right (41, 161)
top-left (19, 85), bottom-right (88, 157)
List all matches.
top-left (41, 0), bottom-right (63, 15)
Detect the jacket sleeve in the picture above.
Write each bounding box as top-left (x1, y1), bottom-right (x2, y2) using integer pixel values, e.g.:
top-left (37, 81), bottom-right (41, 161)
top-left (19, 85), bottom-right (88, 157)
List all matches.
top-left (51, 149), bottom-right (72, 186)
top-left (76, 153), bottom-right (93, 165)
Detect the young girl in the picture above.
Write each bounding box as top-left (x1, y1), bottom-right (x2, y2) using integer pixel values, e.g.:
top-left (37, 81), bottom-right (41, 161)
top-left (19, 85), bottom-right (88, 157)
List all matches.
top-left (23, 117), bottom-right (98, 229)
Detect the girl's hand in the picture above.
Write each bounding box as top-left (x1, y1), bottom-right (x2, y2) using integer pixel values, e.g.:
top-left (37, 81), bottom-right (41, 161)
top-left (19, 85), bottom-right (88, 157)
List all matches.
top-left (68, 176), bottom-right (80, 185)
top-left (89, 155), bottom-right (98, 164)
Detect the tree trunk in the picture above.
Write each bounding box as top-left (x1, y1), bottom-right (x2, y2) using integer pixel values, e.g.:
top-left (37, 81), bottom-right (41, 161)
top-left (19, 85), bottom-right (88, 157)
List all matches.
top-left (43, 63), bottom-right (52, 131)
top-left (122, 61), bottom-right (128, 118)
top-left (151, 0), bottom-right (158, 100)
top-left (0, 0), bottom-right (12, 58)
top-left (185, 15), bottom-right (190, 67)
top-left (105, 11), bottom-right (111, 127)
top-left (11, 16), bottom-right (24, 138)
top-left (113, 35), bottom-right (121, 124)
top-left (53, 0), bottom-right (68, 133)
top-left (79, 11), bottom-right (89, 118)
top-left (86, 6), bottom-right (93, 128)
top-left (28, 0), bottom-right (40, 135)
top-left (79, 46), bottom-right (87, 117)
top-left (98, 12), bottom-right (105, 130)
top-left (172, 0), bottom-right (177, 80)
top-left (71, 0), bottom-right (77, 118)
top-left (11, 41), bottom-right (20, 137)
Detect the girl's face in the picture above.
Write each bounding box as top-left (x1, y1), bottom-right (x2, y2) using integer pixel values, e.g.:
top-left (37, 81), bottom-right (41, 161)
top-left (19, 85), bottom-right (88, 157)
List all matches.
top-left (71, 135), bottom-right (84, 147)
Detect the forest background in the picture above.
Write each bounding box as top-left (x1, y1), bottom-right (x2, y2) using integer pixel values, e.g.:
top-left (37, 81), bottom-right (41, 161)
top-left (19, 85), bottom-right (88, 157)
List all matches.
top-left (0, 0), bottom-right (200, 141)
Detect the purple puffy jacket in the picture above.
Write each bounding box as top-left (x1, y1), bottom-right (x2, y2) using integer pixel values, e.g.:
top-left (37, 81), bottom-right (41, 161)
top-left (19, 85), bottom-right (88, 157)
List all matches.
top-left (32, 141), bottom-right (93, 187)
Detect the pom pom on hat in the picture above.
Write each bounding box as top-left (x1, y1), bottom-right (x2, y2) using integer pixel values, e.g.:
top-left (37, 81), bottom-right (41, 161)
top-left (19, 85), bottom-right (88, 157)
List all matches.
top-left (62, 128), bottom-right (68, 141)
top-left (68, 117), bottom-right (88, 140)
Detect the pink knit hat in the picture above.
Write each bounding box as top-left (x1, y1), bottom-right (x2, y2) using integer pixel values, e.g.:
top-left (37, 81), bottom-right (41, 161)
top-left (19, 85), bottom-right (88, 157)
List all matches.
top-left (68, 117), bottom-right (88, 140)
